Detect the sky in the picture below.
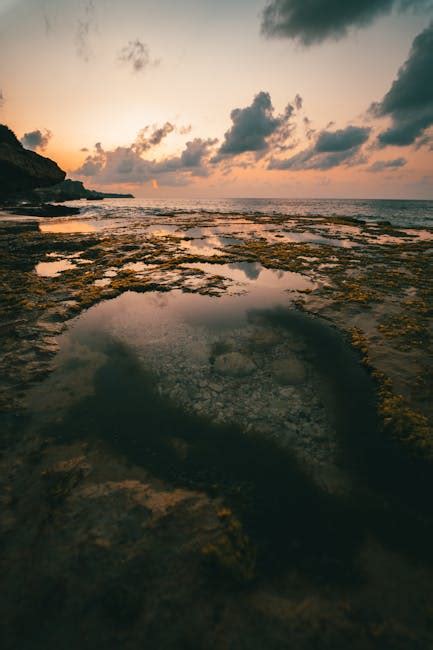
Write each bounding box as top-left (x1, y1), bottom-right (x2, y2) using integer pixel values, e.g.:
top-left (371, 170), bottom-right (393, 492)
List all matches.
top-left (0, 0), bottom-right (432, 199)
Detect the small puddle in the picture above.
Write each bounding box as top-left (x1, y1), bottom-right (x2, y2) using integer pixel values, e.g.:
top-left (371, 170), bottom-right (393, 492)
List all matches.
top-left (122, 262), bottom-right (157, 273)
top-left (39, 220), bottom-right (97, 234)
top-left (145, 225), bottom-right (180, 236)
top-left (180, 239), bottom-right (225, 257)
top-left (280, 231), bottom-right (357, 248)
top-left (183, 261), bottom-right (315, 293)
top-left (35, 260), bottom-right (77, 277)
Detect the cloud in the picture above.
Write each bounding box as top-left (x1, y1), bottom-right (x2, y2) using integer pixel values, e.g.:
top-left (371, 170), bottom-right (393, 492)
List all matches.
top-left (366, 157), bottom-right (407, 172)
top-left (294, 93), bottom-right (303, 110)
top-left (213, 91), bottom-right (298, 162)
top-left (303, 116), bottom-right (316, 141)
top-left (0, 89), bottom-right (4, 108)
top-left (261, 0), bottom-right (431, 45)
top-left (118, 39), bottom-right (159, 72)
top-left (135, 122), bottom-right (174, 153)
top-left (43, 10), bottom-right (52, 35)
top-left (76, 123), bottom-right (176, 175)
top-left (178, 137), bottom-right (218, 169)
top-left (75, 0), bottom-right (96, 62)
top-left (73, 129), bottom-right (218, 186)
top-left (20, 128), bottom-right (52, 151)
top-left (371, 22), bottom-right (433, 147)
top-left (315, 125), bottom-right (371, 152)
top-left (268, 124), bottom-right (370, 170)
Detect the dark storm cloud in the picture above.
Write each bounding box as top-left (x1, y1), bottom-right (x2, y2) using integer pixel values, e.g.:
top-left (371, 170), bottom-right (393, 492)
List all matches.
top-left (268, 124), bottom-right (370, 170)
top-left (213, 91), bottom-right (298, 162)
top-left (261, 0), bottom-right (431, 45)
top-left (20, 129), bottom-right (52, 151)
top-left (366, 157), bottom-right (407, 172)
top-left (371, 22), bottom-right (433, 147)
top-left (118, 39), bottom-right (159, 72)
top-left (74, 130), bottom-right (218, 186)
top-left (315, 125), bottom-right (371, 152)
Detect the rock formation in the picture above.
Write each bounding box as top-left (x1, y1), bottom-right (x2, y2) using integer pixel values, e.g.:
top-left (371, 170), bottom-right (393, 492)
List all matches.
top-left (0, 124), bottom-right (65, 200)
top-left (35, 179), bottom-right (134, 202)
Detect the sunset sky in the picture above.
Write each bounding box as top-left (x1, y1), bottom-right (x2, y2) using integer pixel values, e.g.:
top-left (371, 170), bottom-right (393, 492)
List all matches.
top-left (1, 0), bottom-right (432, 198)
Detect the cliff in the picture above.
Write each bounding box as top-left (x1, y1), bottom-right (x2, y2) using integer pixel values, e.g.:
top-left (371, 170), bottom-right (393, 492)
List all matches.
top-left (0, 125), bottom-right (65, 200)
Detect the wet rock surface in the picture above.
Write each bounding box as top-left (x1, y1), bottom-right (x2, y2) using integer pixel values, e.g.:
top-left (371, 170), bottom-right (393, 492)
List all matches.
top-left (7, 203), bottom-right (81, 217)
top-left (214, 351), bottom-right (257, 377)
top-left (271, 356), bottom-right (307, 385)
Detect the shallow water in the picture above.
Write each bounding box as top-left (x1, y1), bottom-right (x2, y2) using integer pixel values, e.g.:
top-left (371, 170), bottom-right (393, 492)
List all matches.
top-left (25, 280), bottom-right (380, 495)
top-left (182, 261), bottom-right (316, 293)
top-left (39, 220), bottom-right (98, 234)
top-left (35, 259), bottom-right (77, 277)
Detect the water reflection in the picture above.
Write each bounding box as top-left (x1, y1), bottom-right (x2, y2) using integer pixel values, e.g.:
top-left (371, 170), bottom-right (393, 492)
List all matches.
top-left (26, 287), bottom-right (379, 501)
top-left (183, 261), bottom-right (315, 293)
top-left (35, 260), bottom-right (77, 277)
top-left (39, 220), bottom-right (97, 234)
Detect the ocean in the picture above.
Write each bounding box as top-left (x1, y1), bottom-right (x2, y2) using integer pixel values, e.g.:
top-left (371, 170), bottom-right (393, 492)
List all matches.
top-left (75, 197), bottom-right (433, 229)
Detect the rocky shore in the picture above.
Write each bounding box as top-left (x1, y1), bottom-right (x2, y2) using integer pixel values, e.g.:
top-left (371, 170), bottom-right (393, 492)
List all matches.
top-left (1, 151), bottom-right (433, 647)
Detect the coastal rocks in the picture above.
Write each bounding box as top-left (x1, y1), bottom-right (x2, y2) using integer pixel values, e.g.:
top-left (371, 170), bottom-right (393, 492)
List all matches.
top-left (7, 204), bottom-right (81, 217)
top-left (34, 179), bottom-right (134, 203)
top-left (214, 351), bottom-right (256, 377)
top-left (0, 124), bottom-right (65, 199)
top-left (271, 356), bottom-right (306, 385)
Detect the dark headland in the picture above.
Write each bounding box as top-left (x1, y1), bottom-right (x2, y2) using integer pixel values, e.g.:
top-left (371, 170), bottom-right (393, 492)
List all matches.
top-left (0, 124), bottom-right (133, 217)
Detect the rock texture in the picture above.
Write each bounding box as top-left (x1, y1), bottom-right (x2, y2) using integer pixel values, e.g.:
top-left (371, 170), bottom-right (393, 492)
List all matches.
top-left (214, 351), bottom-right (256, 377)
top-left (271, 356), bottom-right (306, 385)
top-left (0, 124), bottom-right (65, 199)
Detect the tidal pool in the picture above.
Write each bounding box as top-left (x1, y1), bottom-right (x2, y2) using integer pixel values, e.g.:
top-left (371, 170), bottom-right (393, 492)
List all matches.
top-left (27, 286), bottom-right (378, 492)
